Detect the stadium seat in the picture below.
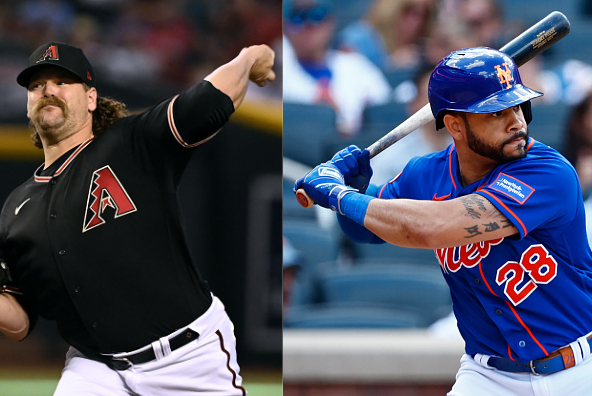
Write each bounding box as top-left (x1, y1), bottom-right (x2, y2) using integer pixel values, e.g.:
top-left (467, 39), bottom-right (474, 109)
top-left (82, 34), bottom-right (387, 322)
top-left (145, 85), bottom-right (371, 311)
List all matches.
top-left (316, 263), bottom-right (451, 327)
top-left (361, 101), bottom-right (409, 136)
top-left (283, 303), bottom-right (422, 329)
top-left (283, 220), bottom-right (340, 305)
top-left (350, 241), bottom-right (438, 266)
top-left (383, 68), bottom-right (415, 90)
top-left (283, 103), bottom-right (338, 167)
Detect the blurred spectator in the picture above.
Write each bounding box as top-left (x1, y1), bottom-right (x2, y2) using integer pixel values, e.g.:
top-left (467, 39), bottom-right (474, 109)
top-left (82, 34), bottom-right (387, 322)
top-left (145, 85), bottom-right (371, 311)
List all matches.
top-left (422, 17), bottom-right (478, 68)
top-left (337, 0), bottom-right (437, 70)
top-left (283, 0), bottom-right (392, 137)
top-left (0, 0), bottom-right (282, 123)
top-left (564, 89), bottom-right (592, 197)
top-left (452, 0), bottom-right (507, 48)
top-left (563, 89), bottom-right (592, 247)
top-left (371, 63), bottom-right (452, 185)
top-left (283, 236), bottom-right (302, 313)
top-left (537, 60), bottom-right (592, 106)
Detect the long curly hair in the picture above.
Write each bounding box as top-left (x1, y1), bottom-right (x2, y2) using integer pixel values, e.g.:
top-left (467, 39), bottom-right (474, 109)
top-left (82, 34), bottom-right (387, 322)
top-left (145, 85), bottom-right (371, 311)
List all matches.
top-left (30, 84), bottom-right (130, 148)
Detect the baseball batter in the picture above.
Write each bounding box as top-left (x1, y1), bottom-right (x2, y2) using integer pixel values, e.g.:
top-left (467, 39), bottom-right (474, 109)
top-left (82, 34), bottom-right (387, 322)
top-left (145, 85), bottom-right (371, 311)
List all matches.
top-left (0, 41), bottom-right (274, 395)
top-left (295, 47), bottom-right (592, 395)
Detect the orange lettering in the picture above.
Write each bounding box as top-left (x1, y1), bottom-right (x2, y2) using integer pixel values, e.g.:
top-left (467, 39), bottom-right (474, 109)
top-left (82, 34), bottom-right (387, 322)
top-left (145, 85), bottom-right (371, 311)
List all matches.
top-left (494, 63), bottom-right (514, 89)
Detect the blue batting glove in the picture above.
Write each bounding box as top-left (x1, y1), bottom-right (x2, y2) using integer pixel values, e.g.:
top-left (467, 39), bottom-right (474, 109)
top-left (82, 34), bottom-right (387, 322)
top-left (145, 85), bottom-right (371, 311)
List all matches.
top-left (330, 145), bottom-right (373, 193)
top-left (294, 163), bottom-right (358, 211)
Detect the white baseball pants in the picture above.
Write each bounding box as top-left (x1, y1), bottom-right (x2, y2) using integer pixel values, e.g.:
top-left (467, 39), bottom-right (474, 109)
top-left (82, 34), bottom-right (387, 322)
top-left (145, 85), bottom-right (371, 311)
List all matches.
top-left (448, 351), bottom-right (592, 396)
top-left (53, 296), bottom-right (246, 396)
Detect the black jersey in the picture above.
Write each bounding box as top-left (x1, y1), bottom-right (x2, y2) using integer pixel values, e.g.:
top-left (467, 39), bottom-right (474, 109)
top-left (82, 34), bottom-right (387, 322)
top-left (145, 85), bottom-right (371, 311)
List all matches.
top-left (0, 81), bottom-right (234, 357)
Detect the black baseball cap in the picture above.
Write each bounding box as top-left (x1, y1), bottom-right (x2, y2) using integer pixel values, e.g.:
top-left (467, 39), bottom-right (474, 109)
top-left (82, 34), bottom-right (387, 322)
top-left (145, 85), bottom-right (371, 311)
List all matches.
top-left (17, 42), bottom-right (95, 88)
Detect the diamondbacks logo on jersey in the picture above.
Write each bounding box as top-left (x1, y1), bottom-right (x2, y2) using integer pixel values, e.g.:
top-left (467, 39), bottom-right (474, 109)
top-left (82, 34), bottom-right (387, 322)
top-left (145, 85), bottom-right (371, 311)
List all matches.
top-left (83, 166), bottom-right (137, 232)
top-left (494, 62), bottom-right (514, 89)
top-left (37, 45), bottom-right (59, 63)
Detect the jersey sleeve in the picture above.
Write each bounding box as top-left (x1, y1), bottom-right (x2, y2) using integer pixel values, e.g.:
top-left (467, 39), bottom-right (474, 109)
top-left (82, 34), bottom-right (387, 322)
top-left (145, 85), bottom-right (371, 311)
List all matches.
top-left (375, 156), bottom-right (425, 200)
top-left (166, 81), bottom-right (235, 147)
top-left (113, 80), bottom-right (235, 187)
top-left (475, 156), bottom-right (579, 238)
top-left (124, 80), bottom-right (234, 151)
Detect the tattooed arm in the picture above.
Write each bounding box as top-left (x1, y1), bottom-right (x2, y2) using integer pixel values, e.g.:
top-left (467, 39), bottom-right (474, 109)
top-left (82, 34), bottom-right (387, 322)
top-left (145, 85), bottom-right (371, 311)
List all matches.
top-left (363, 193), bottom-right (518, 249)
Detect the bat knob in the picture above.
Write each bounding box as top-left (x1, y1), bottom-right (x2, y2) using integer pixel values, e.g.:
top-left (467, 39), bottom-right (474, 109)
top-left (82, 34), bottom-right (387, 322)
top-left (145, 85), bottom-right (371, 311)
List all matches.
top-left (295, 189), bottom-right (313, 208)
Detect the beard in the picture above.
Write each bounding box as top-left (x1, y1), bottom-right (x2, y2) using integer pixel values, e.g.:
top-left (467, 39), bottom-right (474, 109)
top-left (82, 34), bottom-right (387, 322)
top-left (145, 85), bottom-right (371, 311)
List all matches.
top-left (464, 119), bottom-right (529, 164)
top-left (30, 97), bottom-right (69, 132)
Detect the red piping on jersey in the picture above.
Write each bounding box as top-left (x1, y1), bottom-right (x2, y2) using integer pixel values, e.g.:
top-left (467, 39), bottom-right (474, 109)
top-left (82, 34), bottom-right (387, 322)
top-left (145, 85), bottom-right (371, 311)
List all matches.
top-left (432, 193), bottom-right (451, 201)
top-left (34, 136), bottom-right (95, 182)
top-left (479, 263), bottom-right (549, 357)
top-left (379, 171), bottom-right (402, 198)
top-left (479, 190), bottom-right (527, 236)
top-left (526, 137), bottom-right (535, 150)
top-left (508, 345), bottom-right (515, 360)
top-left (448, 145), bottom-right (458, 190)
top-left (478, 262), bottom-right (498, 296)
top-left (504, 300), bottom-right (549, 356)
top-left (379, 183), bottom-right (387, 198)
top-left (167, 94), bottom-right (219, 148)
top-left (216, 330), bottom-right (246, 396)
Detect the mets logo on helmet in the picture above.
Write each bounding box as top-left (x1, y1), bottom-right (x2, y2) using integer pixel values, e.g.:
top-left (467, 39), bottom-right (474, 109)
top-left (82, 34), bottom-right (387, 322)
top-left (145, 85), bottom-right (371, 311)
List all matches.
top-left (494, 63), bottom-right (514, 89)
top-left (37, 45), bottom-right (59, 63)
top-left (82, 166), bottom-right (137, 233)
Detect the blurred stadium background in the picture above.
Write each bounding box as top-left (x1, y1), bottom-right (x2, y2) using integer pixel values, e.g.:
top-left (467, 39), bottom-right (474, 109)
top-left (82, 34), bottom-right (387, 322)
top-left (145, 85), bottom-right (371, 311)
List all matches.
top-left (0, 0), bottom-right (282, 395)
top-left (282, 0), bottom-right (592, 395)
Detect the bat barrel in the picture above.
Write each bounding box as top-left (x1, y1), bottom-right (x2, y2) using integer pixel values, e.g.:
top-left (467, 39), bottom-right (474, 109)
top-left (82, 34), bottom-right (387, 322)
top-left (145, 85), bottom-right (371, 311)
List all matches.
top-left (500, 11), bottom-right (570, 67)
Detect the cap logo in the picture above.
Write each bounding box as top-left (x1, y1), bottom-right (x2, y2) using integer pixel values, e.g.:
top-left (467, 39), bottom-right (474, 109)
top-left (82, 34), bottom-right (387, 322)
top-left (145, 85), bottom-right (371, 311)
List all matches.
top-left (87, 71), bottom-right (92, 81)
top-left (37, 45), bottom-right (59, 63)
top-left (494, 63), bottom-right (514, 89)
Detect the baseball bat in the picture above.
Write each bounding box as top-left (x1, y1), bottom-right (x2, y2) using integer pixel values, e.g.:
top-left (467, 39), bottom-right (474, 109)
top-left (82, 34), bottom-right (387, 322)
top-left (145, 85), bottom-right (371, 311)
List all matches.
top-left (295, 10), bottom-right (570, 209)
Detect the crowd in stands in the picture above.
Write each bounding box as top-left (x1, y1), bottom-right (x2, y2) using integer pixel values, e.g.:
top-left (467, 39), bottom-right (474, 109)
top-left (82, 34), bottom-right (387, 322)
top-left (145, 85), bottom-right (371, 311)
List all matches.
top-left (283, 0), bottom-right (592, 330)
top-left (0, 0), bottom-right (282, 123)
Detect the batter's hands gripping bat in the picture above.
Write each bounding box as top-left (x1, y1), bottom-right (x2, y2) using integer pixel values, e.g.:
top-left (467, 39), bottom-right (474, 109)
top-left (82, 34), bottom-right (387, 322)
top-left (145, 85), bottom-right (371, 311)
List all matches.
top-left (295, 11), bottom-right (571, 208)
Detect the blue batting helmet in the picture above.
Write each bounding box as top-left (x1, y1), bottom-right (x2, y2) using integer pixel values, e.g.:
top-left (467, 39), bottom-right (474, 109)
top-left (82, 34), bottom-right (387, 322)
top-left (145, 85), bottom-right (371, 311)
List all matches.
top-left (428, 47), bottom-right (543, 130)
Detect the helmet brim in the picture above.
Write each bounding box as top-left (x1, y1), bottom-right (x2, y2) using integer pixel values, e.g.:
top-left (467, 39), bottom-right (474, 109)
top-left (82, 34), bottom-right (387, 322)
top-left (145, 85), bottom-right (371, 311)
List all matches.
top-left (464, 84), bottom-right (543, 114)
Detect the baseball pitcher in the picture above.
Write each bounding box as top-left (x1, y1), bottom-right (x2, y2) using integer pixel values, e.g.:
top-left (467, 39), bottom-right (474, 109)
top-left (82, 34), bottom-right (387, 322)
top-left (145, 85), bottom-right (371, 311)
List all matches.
top-left (0, 41), bottom-right (274, 395)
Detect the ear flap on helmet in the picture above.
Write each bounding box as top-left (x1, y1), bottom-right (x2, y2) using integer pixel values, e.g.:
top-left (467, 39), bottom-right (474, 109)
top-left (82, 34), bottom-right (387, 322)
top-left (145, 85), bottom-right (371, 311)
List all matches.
top-left (520, 101), bottom-right (533, 125)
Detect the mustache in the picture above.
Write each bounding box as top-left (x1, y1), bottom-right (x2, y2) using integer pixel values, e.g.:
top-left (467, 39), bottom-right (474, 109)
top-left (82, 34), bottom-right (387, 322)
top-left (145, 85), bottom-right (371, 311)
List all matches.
top-left (502, 130), bottom-right (528, 145)
top-left (32, 97), bottom-right (67, 115)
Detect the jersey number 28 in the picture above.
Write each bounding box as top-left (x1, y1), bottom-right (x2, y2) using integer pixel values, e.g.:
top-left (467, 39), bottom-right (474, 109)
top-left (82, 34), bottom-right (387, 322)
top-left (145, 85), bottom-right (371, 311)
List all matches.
top-left (495, 244), bottom-right (558, 306)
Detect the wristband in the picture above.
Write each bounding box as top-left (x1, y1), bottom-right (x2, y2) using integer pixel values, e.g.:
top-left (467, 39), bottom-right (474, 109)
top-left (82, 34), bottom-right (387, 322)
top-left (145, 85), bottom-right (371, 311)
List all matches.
top-left (338, 191), bottom-right (375, 226)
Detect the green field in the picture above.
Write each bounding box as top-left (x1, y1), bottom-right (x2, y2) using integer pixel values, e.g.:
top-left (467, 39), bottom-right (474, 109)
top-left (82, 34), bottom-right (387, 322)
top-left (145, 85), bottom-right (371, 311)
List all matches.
top-left (0, 369), bottom-right (282, 396)
top-left (0, 380), bottom-right (282, 396)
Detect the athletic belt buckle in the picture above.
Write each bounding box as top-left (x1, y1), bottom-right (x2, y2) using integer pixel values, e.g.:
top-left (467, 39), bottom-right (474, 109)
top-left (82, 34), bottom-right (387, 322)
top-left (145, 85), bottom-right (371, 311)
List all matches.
top-left (529, 360), bottom-right (540, 375)
top-left (110, 356), bottom-right (133, 370)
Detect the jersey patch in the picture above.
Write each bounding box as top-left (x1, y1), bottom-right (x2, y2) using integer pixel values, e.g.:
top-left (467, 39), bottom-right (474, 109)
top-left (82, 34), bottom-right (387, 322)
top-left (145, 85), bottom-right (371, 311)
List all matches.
top-left (83, 166), bottom-right (137, 233)
top-left (488, 173), bottom-right (534, 205)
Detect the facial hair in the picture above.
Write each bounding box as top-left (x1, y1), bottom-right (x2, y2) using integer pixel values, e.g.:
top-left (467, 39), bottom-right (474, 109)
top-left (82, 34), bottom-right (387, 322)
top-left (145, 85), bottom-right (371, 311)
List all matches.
top-left (464, 119), bottom-right (529, 164)
top-left (30, 97), bottom-right (69, 132)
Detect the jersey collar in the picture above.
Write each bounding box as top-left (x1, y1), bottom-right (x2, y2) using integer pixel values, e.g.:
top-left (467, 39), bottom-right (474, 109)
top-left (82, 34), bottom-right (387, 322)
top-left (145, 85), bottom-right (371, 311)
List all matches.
top-left (34, 137), bottom-right (95, 182)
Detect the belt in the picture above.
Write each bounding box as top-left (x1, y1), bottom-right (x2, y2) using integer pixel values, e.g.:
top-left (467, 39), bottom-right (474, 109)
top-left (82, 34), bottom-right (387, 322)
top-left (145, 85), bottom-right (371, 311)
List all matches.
top-left (483, 335), bottom-right (592, 375)
top-left (103, 328), bottom-right (199, 370)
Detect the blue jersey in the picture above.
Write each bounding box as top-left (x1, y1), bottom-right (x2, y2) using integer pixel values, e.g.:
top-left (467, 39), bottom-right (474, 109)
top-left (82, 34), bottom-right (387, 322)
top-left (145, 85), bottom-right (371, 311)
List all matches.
top-left (377, 138), bottom-right (592, 362)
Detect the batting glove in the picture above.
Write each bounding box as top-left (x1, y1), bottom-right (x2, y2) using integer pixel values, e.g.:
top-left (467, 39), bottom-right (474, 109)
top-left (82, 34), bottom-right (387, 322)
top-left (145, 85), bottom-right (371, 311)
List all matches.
top-left (330, 145), bottom-right (373, 193)
top-left (294, 163), bottom-right (358, 212)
